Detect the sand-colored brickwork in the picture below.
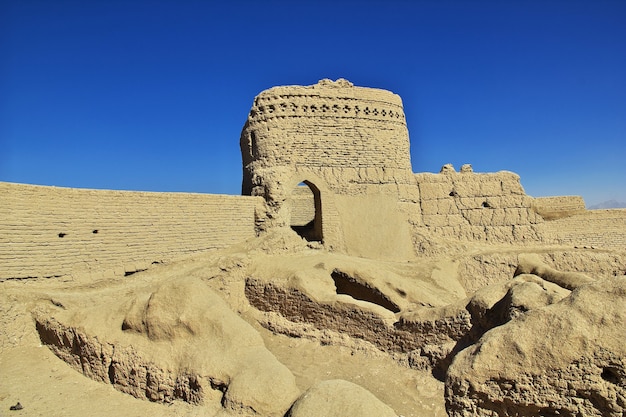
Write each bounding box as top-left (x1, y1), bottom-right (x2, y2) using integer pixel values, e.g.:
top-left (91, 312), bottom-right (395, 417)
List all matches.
top-left (414, 167), bottom-right (545, 243)
top-left (290, 186), bottom-right (316, 227)
top-left (0, 182), bottom-right (261, 280)
top-left (3, 80), bottom-right (624, 279)
top-left (240, 78), bottom-right (413, 195)
top-left (540, 209), bottom-right (626, 251)
top-left (239, 79), bottom-right (417, 259)
top-left (532, 196), bottom-right (586, 220)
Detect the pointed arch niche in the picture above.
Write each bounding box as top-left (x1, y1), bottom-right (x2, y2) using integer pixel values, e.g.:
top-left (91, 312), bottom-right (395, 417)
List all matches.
top-left (290, 181), bottom-right (323, 242)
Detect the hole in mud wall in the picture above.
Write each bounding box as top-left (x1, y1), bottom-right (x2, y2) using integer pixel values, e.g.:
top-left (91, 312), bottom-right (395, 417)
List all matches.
top-left (124, 269), bottom-right (147, 277)
top-left (601, 366), bottom-right (622, 385)
top-left (331, 269), bottom-right (400, 313)
top-left (249, 131), bottom-right (257, 158)
top-left (290, 181), bottom-right (323, 242)
top-left (92, 229), bottom-right (98, 234)
top-left (58, 232), bottom-right (66, 238)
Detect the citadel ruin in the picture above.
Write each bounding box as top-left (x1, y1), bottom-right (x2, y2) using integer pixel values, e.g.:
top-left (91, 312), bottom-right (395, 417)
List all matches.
top-left (1, 79), bottom-right (624, 281)
top-left (1, 79), bottom-right (625, 417)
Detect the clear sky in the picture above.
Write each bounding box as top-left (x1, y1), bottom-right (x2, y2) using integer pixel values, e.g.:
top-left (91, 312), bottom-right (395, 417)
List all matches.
top-left (1, 0), bottom-right (625, 206)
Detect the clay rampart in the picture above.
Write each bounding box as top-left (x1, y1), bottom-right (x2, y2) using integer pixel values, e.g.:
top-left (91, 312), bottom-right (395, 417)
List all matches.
top-left (0, 182), bottom-right (261, 281)
top-left (540, 209), bottom-right (626, 251)
top-left (532, 196), bottom-right (586, 220)
top-left (414, 169), bottom-right (545, 243)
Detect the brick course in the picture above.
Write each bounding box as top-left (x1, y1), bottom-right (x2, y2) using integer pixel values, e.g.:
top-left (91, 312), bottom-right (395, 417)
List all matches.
top-left (541, 209), bottom-right (626, 251)
top-left (0, 182), bottom-right (261, 280)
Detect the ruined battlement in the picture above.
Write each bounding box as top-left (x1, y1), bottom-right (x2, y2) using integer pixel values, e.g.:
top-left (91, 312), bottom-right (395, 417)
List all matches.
top-left (245, 78), bottom-right (406, 126)
top-left (413, 166), bottom-right (545, 243)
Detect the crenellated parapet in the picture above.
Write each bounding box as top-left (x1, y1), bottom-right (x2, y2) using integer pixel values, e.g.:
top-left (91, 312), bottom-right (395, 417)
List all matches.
top-left (241, 79), bottom-right (413, 194)
top-left (246, 79), bottom-right (406, 126)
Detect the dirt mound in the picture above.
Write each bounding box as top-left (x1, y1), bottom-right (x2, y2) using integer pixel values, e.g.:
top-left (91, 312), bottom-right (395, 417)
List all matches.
top-left (287, 379), bottom-right (398, 417)
top-left (2, 227), bottom-right (625, 417)
top-left (34, 278), bottom-right (300, 416)
top-left (446, 276), bottom-right (626, 416)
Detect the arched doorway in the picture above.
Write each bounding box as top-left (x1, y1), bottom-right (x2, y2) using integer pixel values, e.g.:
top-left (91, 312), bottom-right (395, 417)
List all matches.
top-left (290, 181), bottom-right (322, 242)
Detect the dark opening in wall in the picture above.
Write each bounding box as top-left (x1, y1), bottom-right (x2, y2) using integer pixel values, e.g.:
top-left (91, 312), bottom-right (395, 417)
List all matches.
top-left (124, 268), bottom-right (147, 277)
top-left (92, 229), bottom-right (99, 234)
top-left (58, 233), bottom-right (66, 238)
top-left (482, 201), bottom-right (492, 208)
top-left (601, 366), bottom-right (622, 385)
top-left (290, 181), bottom-right (323, 242)
top-left (331, 269), bottom-right (400, 313)
top-left (249, 131), bottom-right (257, 158)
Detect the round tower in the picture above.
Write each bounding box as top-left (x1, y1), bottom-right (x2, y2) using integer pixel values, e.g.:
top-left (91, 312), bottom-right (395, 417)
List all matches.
top-left (241, 78), bottom-right (413, 196)
top-left (240, 79), bottom-right (417, 259)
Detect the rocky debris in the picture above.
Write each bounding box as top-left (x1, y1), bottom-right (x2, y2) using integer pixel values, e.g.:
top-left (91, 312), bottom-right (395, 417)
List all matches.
top-left (34, 278), bottom-right (300, 416)
top-left (457, 250), bottom-right (626, 294)
top-left (9, 402), bottom-right (23, 411)
top-left (316, 78), bottom-right (354, 88)
top-left (35, 316), bottom-right (205, 403)
top-left (287, 379), bottom-right (397, 417)
top-left (445, 276), bottom-right (626, 417)
top-left (404, 274), bottom-right (570, 377)
top-left (465, 273), bottom-right (570, 334)
top-left (14, 229), bottom-right (626, 417)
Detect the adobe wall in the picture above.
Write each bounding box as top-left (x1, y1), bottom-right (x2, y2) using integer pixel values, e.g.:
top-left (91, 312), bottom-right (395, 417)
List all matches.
top-left (414, 165), bottom-right (546, 244)
top-left (0, 182), bottom-right (261, 281)
top-left (411, 165), bottom-right (626, 251)
top-left (240, 78), bottom-right (414, 196)
top-left (240, 79), bottom-right (418, 259)
top-left (290, 186), bottom-right (315, 226)
top-left (4, 80), bottom-right (622, 279)
top-left (540, 209), bottom-right (626, 251)
top-left (532, 196), bottom-right (587, 220)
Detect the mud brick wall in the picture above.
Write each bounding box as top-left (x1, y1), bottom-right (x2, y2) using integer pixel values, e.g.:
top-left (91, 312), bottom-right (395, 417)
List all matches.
top-left (540, 209), bottom-right (626, 251)
top-left (240, 78), bottom-right (414, 197)
top-left (532, 196), bottom-right (586, 220)
top-left (414, 170), bottom-right (545, 244)
top-left (0, 182), bottom-right (261, 281)
top-left (239, 79), bottom-right (417, 255)
top-left (289, 186), bottom-right (315, 226)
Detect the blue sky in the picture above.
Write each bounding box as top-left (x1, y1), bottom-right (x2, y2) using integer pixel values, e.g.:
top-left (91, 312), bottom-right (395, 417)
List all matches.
top-left (1, 0), bottom-right (625, 206)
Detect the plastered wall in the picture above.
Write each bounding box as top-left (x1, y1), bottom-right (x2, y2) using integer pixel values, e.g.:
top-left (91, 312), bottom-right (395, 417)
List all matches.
top-left (289, 186), bottom-right (315, 226)
top-left (0, 182), bottom-right (261, 281)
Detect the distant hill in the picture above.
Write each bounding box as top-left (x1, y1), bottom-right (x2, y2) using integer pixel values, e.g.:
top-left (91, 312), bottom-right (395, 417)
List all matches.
top-left (588, 200), bottom-right (626, 209)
